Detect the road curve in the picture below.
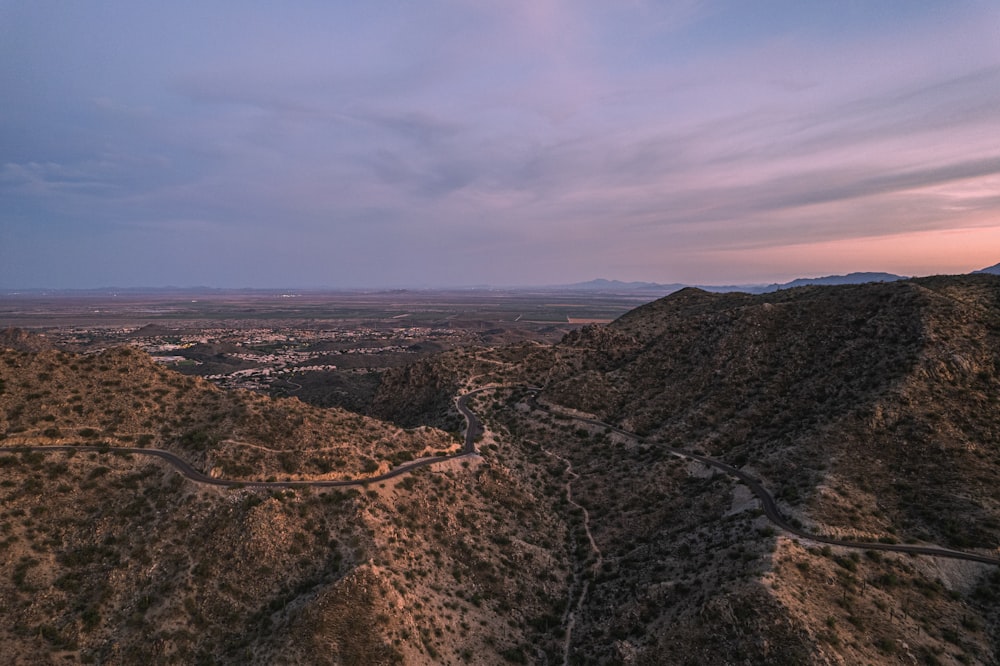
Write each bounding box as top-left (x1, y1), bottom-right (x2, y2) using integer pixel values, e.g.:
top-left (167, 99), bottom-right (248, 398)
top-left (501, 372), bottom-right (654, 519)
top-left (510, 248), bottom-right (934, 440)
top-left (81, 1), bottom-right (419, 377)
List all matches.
top-left (456, 387), bottom-right (489, 453)
top-left (6, 389), bottom-right (490, 490)
top-left (529, 395), bottom-right (1000, 567)
top-left (9, 385), bottom-right (999, 566)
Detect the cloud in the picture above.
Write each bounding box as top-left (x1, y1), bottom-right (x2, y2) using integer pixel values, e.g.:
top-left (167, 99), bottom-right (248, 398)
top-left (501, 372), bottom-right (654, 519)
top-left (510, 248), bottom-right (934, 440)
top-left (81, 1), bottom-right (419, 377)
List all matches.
top-left (3, 1), bottom-right (1000, 287)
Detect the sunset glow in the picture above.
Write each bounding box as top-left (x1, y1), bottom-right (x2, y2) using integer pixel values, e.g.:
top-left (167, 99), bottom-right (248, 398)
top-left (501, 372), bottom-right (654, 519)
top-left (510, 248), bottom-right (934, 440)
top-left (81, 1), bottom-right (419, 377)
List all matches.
top-left (2, 1), bottom-right (999, 288)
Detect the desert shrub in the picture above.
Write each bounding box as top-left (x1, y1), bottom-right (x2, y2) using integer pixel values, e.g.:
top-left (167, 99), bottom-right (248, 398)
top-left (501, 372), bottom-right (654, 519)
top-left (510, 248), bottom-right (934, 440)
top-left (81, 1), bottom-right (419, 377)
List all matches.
top-left (81, 606), bottom-right (101, 631)
top-left (179, 429), bottom-right (216, 451)
top-left (88, 466), bottom-right (110, 479)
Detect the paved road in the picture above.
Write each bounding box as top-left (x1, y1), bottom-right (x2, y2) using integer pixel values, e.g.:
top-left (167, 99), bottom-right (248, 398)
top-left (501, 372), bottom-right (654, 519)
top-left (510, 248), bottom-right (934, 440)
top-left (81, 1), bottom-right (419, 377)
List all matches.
top-left (7, 443), bottom-right (479, 489)
top-left (456, 388), bottom-right (487, 453)
top-left (9, 385), bottom-right (1000, 566)
top-left (529, 394), bottom-right (1000, 567)
top-left (7, 389), bottom-right (489, 489)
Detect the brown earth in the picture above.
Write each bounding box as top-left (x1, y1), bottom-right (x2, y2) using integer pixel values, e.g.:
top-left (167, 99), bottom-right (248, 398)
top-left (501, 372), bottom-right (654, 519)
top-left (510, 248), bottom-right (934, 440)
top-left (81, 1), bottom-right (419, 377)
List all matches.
top-left (4, 274), bottom-right (1000, 664)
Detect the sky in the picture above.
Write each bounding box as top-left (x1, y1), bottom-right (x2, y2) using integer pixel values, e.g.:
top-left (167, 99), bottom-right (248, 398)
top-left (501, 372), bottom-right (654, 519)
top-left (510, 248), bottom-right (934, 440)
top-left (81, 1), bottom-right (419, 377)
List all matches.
top-left (2, 0), bottom-right (1000, 289)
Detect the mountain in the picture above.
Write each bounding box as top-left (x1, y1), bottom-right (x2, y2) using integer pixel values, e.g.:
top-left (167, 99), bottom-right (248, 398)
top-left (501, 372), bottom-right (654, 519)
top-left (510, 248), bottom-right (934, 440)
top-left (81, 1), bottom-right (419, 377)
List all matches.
top-left (547, 275), bottom-right (1000, 549)
top-left (0, 340), bottom-right (567, 663)
top-left (758, 271), bottom-right (906, 291)
top-left (1, 326), bottom-right (58, 352)
top-left (557, 272), bottom-right (906, 296)
top-left (524, 274), bottom-right (1000, 662)
top-left (5, 275), bottom-right (1000, 664)
top-left (0, 342), bottom-right (455, 482)
top-left (976, 262), bottom-right (1000, 275)
top-left (376, 273), bottom-right (1000, 663)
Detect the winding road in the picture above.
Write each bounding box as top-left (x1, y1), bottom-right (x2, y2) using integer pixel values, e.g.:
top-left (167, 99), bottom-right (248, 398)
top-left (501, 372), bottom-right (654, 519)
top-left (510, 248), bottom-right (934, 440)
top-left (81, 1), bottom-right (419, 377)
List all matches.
top-left (6, 389), bottom-right (489, 490)
top-left (529, 393), bottom-right (1000, 567)
top-left (7, 385), bottom-right (1000, 566)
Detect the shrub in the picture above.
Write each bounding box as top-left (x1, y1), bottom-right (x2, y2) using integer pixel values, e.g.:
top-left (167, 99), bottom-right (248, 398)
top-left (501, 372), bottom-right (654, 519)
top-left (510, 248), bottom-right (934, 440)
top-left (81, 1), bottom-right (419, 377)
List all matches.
top-left (81, 606), bottom-right (101, 631)
top-left (88, 466), bottom-right (110, 479)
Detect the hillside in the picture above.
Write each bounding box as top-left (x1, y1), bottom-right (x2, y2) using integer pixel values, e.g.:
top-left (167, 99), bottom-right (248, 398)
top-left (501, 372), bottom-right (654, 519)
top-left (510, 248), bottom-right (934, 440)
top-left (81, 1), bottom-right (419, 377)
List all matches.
top-left (4, 275), bottom-right (1000, 664)
top-left (0, 342), bottom-right (576, 664)
top-left (370, 273), bottom-right (1000, 663)
top-left (545, 275), bottom-right (1000, 550)
top-left (506, 274), bottom-right (1000, 663)
top-left (0, 345), bottom-right (457, 481)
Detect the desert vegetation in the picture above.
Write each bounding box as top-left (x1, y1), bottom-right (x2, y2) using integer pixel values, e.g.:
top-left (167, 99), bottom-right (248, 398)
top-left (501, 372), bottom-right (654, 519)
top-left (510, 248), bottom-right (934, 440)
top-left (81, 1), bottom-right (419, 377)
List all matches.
top-left (3, 274), bottom-right (1000, 663)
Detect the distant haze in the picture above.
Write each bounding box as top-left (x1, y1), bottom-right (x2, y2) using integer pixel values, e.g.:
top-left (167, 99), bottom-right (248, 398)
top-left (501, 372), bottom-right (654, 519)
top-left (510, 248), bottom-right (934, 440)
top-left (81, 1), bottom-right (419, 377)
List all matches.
top-left (2, 2), bottom-right (1000, 289)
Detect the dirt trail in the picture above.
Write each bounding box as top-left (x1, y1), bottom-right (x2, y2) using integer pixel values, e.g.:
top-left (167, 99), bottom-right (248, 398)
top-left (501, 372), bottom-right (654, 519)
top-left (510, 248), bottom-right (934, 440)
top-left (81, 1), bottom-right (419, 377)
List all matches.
top-left (539, 444), bottom-right (603, 666)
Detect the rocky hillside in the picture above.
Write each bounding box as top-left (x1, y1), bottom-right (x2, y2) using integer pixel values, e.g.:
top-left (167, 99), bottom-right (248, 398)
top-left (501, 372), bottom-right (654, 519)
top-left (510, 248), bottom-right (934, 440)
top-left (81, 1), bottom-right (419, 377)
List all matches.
top-left (4, 274), bottom-right (1000, 664)
top-left (0, 440), bottom-right (571, 664)
top-left (544, 275), bottom-right (1000, 550)
top-left (0, 344), bottom-right (457, 481)
top-left (1, 326), bottom-right (58, 352)
top-left (322, 273), bottom-right (1000, 663)
top-left (0, 341), bottom-right (572, 664)
top-left (500, 273), bottom-right (1000, 663)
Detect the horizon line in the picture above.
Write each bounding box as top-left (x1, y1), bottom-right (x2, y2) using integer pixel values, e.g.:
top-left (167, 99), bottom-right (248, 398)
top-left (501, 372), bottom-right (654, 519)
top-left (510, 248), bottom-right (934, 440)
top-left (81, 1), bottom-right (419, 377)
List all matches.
top-left (9, 268), bottom-right (1000, 295)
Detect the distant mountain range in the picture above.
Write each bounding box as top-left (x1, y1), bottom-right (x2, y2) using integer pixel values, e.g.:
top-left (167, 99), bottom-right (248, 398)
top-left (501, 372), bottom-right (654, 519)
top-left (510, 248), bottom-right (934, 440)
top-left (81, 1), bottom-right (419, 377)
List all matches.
top-left (4, 265), bottom-right (996, 297)
top-left (560, 272), bottom-right (907, 295)
top-left (562, 263), bottom-right (1000, 295)
top-left (755, 271), bottom-right (907, 292)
